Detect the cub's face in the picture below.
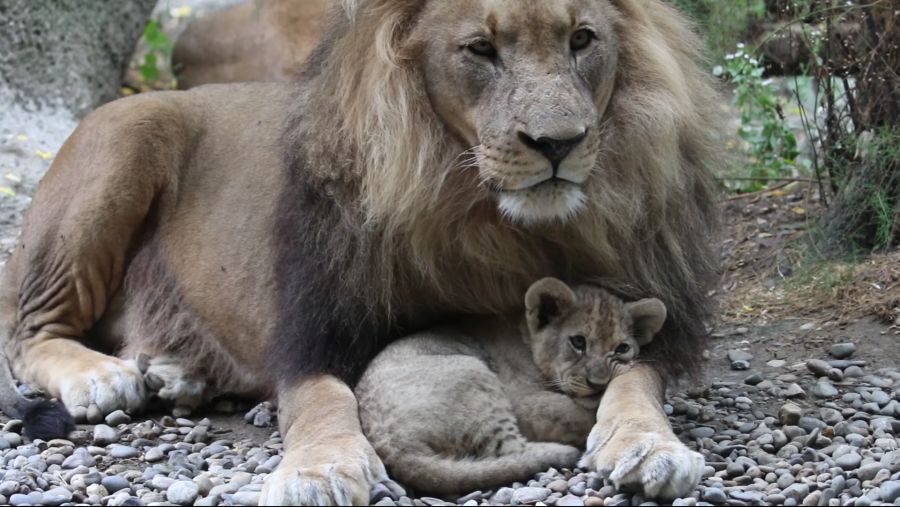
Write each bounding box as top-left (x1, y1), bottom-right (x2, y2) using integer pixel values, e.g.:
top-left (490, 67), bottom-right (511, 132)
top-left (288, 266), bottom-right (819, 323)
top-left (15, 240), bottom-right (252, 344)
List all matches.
top-left (411, 0), bottom-right (621, 224)
top-left (524, 278), bottom-right (667, 397)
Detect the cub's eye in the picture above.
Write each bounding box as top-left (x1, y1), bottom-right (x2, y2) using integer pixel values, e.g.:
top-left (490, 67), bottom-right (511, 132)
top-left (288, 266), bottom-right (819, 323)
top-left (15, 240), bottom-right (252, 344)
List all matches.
top-left (569, 335), bottom-right (587, 352)
top-left (615, 343), bottom-right (631, 355)
top-left (466, 39), bottom-right (498, 58)
top-left (570, 28), bottom-right (595, 52)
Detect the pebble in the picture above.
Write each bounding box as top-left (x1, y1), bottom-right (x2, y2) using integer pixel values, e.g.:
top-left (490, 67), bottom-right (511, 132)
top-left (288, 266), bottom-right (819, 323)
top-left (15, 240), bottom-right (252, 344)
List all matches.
top-left (167, 481), bottom-right (200, 505)
top-left (511, 487), bottom-right (550, 504)
top-left (701, 487), bottom-right (727, 504)
top-left (780, 403), bottom-right (803, 425)
top-left (105, 410), bottom-right (132, 426)
top-left (109, 444), bottom-right (141, 459)
top-left (93, 424), bottom-right (120, 445)
top-left (102, 475), bottom-right (131, 494)
top-left (811, 380), bottom-right (839, 398)
top-left (830, 342), bottom-right (856, 359)
top-left (807, 359), bottom-right (832, 377)
top-left (232, 491), bottom-right (261, 505)
top-left (558, 494), bottom-right (584, 506)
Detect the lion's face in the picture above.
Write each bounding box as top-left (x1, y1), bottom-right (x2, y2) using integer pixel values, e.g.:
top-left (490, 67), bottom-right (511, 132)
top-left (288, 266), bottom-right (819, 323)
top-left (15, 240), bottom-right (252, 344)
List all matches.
top-left (414, 0), bottom-right (621, 224)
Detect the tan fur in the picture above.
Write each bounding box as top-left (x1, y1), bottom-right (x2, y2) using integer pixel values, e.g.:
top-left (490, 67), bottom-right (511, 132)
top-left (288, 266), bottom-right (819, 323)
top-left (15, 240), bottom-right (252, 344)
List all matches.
top-left (0, 0), bottom-right (720, 503)
top-left (356, 279), bottom-right (663, 494)
top-left (173, 0), bottom-right (329, 89)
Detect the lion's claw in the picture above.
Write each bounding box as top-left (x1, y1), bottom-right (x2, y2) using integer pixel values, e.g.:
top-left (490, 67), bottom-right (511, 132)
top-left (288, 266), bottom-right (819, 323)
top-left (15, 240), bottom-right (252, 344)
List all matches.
top-left (580, 430), bottom-right (704, 500)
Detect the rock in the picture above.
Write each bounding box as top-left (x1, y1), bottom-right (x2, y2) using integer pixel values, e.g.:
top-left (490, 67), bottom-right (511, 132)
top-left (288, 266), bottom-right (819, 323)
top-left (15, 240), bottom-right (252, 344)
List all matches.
top-left (830, 342), bottom-right (856, 359)
top-left (835, 452), bottom-right (862, 470)
top-left (807, 359), bottom-right (832, 377)
top-left (105, 410), bottom-right (132, 426)
top-left (783, 383), bottom-right (806, 398)
top-left (701, 487), bottom-right (727, 504)
top-left (41, 487), bottom-right (72, 506)
top-left (144, 447), bottom-right (165, 462)
top-left (491, 488), bottom-right (515, 504)
top-left (232, 491), bottom-right (260, 505)
top-left (167, 481), bottom-right (200, 506)
top-left (811, 380), bottom-right (838, 398)
top-left (780, 403), bottom-right (803, 425)
top-left (880, 481), bottom-right (900, 503)
top-left (62, 447), bottom-right (96, 468)
top-left (778, 473), bottom-right (795, 489)
top-left (511, 487), bottom-right (550, 505)
top-left (93, 424), bottom-right (119, 445)
top-left (744, 372), bottom-right (764, 385)
top-left (798, 416), bottom-right (826, 432)
top-left (731, 359), bottom-right (750, 370)
top-left (557, 495), bottom-right (584, 507)
top-left (689, 427), bottom-right (716, 439)
top-left (767, 359), bottom-right (787, 368)
top-left (102, 475), bottom-right (131, 494)
top-left (728, 350), bottom-right (753, 369)
top-left (109, 444), bottom-right (141, 459)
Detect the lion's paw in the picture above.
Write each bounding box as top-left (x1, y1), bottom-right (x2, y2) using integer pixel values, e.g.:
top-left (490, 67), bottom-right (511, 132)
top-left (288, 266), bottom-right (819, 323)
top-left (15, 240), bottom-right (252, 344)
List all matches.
top-left (260, 460), bottom-right (385, 506)
top-left (579, 428), bottom-right (704, 500)
top-left (59, 355), bottom-right (146, 422)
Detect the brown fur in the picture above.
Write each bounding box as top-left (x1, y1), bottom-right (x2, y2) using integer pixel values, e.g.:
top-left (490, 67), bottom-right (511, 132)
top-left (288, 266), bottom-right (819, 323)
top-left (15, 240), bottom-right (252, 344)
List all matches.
top-left (356, 279), bottom-right (665, 494)
top-left (0, 0), bottom-right (720, 503)
top-left (173, 0), bottom-right (329, 89)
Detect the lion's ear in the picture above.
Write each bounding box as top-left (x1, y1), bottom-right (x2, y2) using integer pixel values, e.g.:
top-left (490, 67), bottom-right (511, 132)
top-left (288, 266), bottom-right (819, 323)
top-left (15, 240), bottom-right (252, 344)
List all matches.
top-left (625, 298), bottom-right (667, 346)
top-left (525, 278), bottom-right (576, 330)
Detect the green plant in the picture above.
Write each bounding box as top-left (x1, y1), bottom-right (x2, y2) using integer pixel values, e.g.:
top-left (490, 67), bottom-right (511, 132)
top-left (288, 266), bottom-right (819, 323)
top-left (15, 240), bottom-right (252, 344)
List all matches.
top-left (669, 0), bottom-right (766, 63)
top-left (719, 46), bottom-right (799, 192)
top-left (139, 19), bottom-right (174, 84)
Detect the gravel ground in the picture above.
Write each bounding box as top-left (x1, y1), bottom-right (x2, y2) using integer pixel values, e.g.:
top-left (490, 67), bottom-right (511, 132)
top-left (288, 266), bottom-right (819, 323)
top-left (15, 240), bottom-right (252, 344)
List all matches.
top-left (0, 339), bottom-right (897, 506)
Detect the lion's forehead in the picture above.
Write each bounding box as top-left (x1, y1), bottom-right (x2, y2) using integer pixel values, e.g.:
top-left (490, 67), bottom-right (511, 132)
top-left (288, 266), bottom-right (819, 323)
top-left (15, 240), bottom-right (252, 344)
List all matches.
top-left (425, 0), bottom-right (610, 38)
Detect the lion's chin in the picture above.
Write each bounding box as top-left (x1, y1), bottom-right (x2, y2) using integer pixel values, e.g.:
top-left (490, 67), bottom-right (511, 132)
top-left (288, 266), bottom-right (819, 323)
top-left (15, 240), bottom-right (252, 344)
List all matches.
top-left (497, 181), bottom-right (587, 225)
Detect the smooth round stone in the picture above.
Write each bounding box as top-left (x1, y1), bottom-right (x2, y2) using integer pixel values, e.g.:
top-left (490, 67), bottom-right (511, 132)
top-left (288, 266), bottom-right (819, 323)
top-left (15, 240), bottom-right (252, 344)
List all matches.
top-left (511, 487), bottom-right (550, 505)
top-left (830, 343), bottom-right (856, 359)
top-left (93, 424), bottom-right (119, 445)
top-left (807, 359), bottom-right (832, 377)
top-left (109, 444), bottom-right (141, 459)
top-left (778, 473), bottom-right (796, 489)
top-left (233, 491), bottom-right (261, 505)
top-left (880, 481), bottom-right (900, 503)
top-left (41, 487), bottom-right (73, 506)
top-left (701, 488), bottom-right (727, 504)
top-left (811, 380), bottom-right (839, 398)
top-left (167, 481), bottom-right (200, 506)
top-left (558, 494), bottom-right (585, 507)
top-left (105, 410), bottom-right (132, 426)
top-left (835, 452), bottom-right (862, 470)
top-left (144, 447), bottom-right (165, 462)
top-left (690, 427), bottom-right (716, 439)
top-left (102, 475), bottom-right (132, 494)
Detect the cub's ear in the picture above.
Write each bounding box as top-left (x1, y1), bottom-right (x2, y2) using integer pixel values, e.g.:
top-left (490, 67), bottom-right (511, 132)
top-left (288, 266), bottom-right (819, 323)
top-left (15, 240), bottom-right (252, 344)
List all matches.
top-left (625, 298), bottom-right (667, 346)
top-left (525, 278), bottom-right (577, 330)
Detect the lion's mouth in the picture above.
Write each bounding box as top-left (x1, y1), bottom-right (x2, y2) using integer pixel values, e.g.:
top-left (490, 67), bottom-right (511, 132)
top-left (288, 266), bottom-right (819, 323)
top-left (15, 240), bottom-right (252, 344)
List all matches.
top-left (488, 176), bottom-right (580, 194)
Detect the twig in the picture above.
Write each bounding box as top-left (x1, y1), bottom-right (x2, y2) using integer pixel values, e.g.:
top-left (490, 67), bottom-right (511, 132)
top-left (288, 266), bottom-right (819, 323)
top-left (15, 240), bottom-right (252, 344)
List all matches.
top-left (718, 177), bottom-right (816, 183)
top-left (726, 181), bottom-right (793, 201)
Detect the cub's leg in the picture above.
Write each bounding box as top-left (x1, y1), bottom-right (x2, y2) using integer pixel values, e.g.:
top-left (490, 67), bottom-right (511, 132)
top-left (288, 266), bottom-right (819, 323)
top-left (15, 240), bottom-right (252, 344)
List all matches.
top-left (260, 375), bottom-right (387, 505)
top-left (3, 94), bottom-right (190, 423)
top-left (511, 391), bottom-right (599, 448)
top-left (579, 364), bottom-right (704, 499)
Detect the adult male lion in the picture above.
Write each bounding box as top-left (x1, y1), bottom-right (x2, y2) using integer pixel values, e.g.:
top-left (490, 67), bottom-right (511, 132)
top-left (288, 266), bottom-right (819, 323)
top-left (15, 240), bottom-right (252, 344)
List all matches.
top-left (0, 0), bottom-right (721, 504)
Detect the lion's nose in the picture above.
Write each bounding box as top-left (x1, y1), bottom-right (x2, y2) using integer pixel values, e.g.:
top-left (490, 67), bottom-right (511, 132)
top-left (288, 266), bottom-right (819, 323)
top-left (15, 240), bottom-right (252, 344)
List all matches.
top-left (518, 130), bottom-right (587, 169)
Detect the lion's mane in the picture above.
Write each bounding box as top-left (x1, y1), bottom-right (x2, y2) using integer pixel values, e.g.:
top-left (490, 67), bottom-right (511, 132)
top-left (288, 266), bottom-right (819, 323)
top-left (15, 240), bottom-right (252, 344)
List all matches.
top-left (272, 0), bottom-right (722, 383)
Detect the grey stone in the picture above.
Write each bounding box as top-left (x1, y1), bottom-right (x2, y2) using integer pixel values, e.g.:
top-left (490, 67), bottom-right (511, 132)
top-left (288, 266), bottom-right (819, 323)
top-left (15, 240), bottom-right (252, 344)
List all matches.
top-left (881, 481), bottom-right (900, 503)
top-left (232, 491), bottom-right (260, 505)
top-left (41, 487), bottom-right (72, 506)
top-left (109, 444), bottom-right (141, 459)
top-left (93, 424), bottom-right (119, 445)
top-left (812, 380), bottom-right (839, 398)
top-left (780, 403), bottom-right (803, 425)
top-left (0, 0), bottom-right (158, 116)
top-left (784, 383), bottom-right (807, 398)
top-left (835, 452), bottom-right (862, 470)
top-left (557, 495), bottom-right (584, 507)
top-left (102, 475), bottom-right (131, 494)
top-left (701, 487), bottom-right (727, 504)
top-left (167, 480), bottom-right (200, 506)
top-left (807, 359), bottom-right (832, 377)
top-left (830, 343), bottom-right (856, 359)
top-left (511, 487), bottom-right (550, 504)
top-left (105, 410), bottom-right (132, 426)
top-left (690, 427), bottom-right (716, 439)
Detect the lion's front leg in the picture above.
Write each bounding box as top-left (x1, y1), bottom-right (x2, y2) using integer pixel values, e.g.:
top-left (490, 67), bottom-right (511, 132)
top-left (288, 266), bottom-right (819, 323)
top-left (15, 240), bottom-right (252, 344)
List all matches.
top-left (578, 364), bottom-right (704, 500)
top-left (260, 375), bottom-right (386, 506)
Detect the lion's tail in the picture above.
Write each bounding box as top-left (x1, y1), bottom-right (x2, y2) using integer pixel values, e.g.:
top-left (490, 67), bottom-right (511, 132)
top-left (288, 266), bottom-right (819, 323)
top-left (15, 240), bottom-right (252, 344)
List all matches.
top-left (387, 442), bottom-right (581, 496)
top-left (0, 284), bottom-right (73, 440)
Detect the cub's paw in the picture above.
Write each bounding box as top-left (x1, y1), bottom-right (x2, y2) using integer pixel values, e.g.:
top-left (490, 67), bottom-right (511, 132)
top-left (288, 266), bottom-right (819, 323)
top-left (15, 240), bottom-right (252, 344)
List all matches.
top-left (142, 355), bottom-right (209, 416)
top-left (260, 436), bottom-right (387, 506)
top-left (59, 355), bottom-right (146, 422)
top-left (579, 428), bottom-right (704, 500)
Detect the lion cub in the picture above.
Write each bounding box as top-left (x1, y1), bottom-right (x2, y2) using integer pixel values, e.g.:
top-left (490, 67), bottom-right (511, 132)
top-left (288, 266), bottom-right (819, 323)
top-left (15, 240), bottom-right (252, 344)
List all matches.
top-left (356, 278), bottom-right (667, 495)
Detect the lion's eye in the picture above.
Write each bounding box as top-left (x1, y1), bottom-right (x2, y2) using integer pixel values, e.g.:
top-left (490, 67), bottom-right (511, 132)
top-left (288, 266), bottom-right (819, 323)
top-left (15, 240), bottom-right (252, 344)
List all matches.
top-left (466, 39), bottom-right (498, 58)
top-left (570, 28), bottom-right (595, 52)
top-left (569, 335), bottom-right (587, 352)
top-left (615, 343), bottom-right (631, 355)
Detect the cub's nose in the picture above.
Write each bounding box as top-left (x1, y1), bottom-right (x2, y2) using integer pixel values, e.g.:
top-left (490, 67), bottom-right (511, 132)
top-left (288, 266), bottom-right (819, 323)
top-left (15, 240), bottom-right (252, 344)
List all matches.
top-left (518, 130), bottom-right (587, 168)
